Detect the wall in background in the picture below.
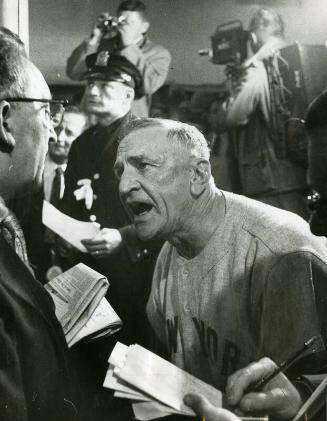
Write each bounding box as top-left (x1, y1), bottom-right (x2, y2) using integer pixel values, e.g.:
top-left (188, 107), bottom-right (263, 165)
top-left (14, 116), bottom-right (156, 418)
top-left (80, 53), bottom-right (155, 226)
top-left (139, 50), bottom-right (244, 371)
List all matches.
top-left (29, 0), bottom-right (327, 85)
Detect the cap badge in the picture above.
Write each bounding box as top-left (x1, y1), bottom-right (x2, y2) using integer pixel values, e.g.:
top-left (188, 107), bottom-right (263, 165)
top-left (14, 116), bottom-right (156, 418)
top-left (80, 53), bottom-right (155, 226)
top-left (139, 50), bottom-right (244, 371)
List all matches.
top-left (121, 73), bottom-right (132, 83)
top-left (95, 51), bottom-right (110, 67)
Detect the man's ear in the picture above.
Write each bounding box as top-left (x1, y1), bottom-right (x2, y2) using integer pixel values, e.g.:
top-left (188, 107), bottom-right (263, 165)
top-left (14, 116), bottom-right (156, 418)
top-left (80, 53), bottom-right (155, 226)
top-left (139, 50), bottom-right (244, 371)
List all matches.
top-left (141, 21), bottom-right (150, 35)
top-left (125, 87), bottom-right (135, 102)
top-left (190, 159), bottom-right (211, 196)
top-left (0, 100), bottom-right (15, 152)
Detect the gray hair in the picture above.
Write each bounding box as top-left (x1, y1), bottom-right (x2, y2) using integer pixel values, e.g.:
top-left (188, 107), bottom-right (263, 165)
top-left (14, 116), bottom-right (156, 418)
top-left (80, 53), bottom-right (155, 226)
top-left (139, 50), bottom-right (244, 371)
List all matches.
top-left (0, 34), bottom-right (26, 98)
top-left (119, 118), bottom-right (210, 160)
top-left (0, 27), bottom-right (26, 56)
top-left (249, 8), bottom-right (285, 39)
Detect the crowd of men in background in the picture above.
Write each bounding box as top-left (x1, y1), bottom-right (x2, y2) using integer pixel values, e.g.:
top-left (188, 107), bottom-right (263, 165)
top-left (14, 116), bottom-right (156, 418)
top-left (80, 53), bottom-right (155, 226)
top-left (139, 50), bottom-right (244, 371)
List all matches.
top-left (2, 1), bottom-right (327, 421)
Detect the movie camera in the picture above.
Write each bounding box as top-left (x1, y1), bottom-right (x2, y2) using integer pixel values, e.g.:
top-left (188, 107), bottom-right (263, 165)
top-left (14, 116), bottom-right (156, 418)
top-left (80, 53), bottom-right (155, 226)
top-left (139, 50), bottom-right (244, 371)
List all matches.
top-left (198, 20), bottom-right (249, 65)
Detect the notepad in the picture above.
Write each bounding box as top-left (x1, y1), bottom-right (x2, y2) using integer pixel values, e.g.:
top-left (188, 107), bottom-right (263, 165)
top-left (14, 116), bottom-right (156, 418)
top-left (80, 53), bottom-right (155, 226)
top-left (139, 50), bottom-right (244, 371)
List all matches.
top-left (104, 342), bottom-right (222, 420)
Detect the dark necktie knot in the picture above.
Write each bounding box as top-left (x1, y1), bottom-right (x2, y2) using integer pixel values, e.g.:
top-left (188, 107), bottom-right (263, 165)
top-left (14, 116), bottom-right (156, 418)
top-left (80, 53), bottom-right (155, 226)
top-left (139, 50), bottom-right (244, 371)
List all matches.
top-left (50, 166), bottom-right (64, 207)
top-left (55, 166), bottom-right (64, 176)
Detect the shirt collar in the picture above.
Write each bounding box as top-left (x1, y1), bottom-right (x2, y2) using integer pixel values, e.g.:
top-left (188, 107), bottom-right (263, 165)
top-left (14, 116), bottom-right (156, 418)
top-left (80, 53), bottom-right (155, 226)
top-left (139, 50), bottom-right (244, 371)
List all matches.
top-left (175, 190), bottom-right (247, 273)
top-left (44, 155), bottom-right (67, 173)
top-left (246, 37), bottom-right (286, 66)
top-left (0, 196), bottom-right (9, 223)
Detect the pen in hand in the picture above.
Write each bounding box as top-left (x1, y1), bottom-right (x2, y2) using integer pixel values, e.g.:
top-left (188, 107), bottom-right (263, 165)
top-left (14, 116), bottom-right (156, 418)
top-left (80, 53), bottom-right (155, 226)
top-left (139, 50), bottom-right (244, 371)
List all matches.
top-left (248, 335), bottom-right (325, 393)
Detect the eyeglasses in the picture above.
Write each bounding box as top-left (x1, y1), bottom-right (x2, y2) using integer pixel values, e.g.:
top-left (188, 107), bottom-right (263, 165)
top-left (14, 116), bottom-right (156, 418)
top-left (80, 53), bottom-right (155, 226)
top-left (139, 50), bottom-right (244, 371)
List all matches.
top-left (3, 98), bottom-right (69, 128)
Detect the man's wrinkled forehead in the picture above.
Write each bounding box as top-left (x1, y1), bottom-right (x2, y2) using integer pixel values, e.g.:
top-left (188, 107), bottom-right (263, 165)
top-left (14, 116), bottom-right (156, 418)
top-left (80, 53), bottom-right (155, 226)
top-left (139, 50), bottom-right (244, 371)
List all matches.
top-left (118, 126), bottom-right (167, 154)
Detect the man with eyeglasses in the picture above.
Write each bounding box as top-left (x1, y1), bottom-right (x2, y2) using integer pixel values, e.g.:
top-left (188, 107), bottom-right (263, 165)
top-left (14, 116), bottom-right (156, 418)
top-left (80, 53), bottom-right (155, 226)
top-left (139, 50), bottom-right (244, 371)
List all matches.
top-left (0, 37), bottom-right (82, 420)
top-left (6, 97), bottom-right (69, 282)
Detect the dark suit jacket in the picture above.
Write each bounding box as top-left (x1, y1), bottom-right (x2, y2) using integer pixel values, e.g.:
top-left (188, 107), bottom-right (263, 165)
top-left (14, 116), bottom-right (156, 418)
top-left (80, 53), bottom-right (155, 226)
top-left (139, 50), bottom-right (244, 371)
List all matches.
top-left (0, 233), bottom-right (79, 421)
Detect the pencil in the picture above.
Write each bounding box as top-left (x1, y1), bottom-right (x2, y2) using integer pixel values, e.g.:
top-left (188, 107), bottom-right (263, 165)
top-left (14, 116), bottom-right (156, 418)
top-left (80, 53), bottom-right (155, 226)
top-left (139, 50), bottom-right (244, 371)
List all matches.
top-left (249, 335), bottom-right (324, 393)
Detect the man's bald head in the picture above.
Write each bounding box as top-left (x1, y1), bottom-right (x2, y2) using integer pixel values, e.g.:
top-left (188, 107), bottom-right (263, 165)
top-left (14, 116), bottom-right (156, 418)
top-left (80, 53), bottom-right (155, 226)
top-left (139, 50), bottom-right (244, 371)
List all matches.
top-left (0, 35), bottom-right (56, 218)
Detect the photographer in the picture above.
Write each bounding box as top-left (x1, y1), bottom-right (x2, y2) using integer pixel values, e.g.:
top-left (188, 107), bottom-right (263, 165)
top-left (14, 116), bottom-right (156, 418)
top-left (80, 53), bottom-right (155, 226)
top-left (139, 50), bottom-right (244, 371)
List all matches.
top-left (66, 0), bottom-right (171, 117)
top-left (225, 8), bottom-right (308, 218)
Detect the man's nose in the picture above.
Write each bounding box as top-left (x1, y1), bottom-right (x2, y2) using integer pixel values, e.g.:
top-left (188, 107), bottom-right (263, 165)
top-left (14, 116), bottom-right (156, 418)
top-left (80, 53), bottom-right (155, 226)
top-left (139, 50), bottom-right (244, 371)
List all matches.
top-left (88, 83), bottom-right (100, 95)
top-left (119, 168), bottom-right (140, 197)
top-left (49, 124), bottom-right (57, 144)
top-left (57, 128), bottom-right (66, 143)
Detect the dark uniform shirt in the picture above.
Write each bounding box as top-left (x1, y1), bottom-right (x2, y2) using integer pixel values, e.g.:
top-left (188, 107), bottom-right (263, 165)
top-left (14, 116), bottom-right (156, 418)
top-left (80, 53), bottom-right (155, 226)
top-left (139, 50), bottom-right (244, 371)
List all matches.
top-left (61, 111), bottom-right (159, 343)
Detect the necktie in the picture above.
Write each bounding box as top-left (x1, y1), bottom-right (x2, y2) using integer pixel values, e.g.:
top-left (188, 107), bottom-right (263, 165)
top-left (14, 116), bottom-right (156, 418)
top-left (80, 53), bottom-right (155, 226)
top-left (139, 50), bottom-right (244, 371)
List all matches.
top-left (50, 166), bottom-right (64, 208)
top-left (0, 199), bottom-right (30, 268)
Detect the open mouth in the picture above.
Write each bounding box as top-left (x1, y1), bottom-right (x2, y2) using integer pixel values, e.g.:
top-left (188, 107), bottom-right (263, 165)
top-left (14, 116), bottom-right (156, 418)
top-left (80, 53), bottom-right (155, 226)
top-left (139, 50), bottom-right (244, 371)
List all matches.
top-left (87, 99), bottom-right (102, 106)
top-left (129, 201), bottom-right (154, 218)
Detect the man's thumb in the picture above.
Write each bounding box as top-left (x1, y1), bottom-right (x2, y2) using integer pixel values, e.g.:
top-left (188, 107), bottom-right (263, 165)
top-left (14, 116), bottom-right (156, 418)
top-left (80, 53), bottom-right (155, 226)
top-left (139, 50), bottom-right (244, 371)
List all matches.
top-left (184, 393), bottom-right (240, 421)
top-left (184, 392), bottom-right (209, 415)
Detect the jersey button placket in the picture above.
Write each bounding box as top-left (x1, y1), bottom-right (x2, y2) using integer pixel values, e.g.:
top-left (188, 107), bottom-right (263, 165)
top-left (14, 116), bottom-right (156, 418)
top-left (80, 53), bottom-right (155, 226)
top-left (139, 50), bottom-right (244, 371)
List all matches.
top-left (91, 173), bottom-right (100, 220)
top-left (181, 267), bottom-right (190, 312)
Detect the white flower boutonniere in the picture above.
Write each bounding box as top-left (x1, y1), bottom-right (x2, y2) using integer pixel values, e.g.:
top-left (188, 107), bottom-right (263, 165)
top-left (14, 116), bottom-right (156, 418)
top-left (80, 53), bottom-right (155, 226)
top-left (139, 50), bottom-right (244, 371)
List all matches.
top-left (74, 179), bottom-right (94, 210)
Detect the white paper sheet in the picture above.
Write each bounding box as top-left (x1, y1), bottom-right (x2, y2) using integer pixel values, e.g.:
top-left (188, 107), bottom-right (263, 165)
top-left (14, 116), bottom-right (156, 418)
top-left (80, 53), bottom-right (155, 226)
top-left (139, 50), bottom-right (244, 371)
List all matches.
top-left (104, 342), bottom-right (222, 420)
top-left (108, 341), bottom-right (129, 367)
top-left (42, 200), bottom-right (100, 252)
top-left (104, 365), bottom-right (149, 400)
top-left (114, 391), bottom-right (152, 402)
top-left (119, 344), bottom-right (222, 414)
top-left (132, 400), bottom-right (191, 420)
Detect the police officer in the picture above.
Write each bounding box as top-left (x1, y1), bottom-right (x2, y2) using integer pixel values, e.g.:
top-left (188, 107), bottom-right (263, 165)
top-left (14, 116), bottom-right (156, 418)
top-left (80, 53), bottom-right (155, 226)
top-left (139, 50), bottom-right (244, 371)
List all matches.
top-left (61, 51), bottom-right (156, 340)
top-left (60, 51), bottom-right (161, 420)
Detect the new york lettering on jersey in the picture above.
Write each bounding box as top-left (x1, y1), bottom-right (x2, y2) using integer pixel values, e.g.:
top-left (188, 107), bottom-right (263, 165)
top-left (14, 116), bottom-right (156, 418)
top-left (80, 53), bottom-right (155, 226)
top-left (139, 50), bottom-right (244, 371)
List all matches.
top-left (166, 315), bottom-right (241, 377)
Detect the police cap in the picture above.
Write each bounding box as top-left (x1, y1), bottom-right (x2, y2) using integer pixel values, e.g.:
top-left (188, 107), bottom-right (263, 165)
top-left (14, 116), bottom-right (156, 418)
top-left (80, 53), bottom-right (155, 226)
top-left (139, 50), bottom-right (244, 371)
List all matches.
top-left (85, 51), bottom-right (143, 98)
